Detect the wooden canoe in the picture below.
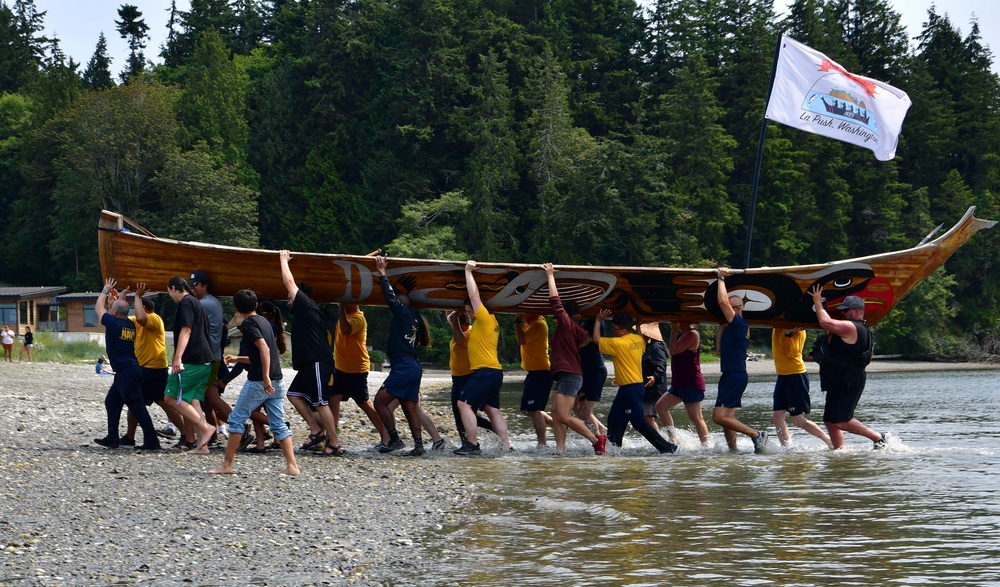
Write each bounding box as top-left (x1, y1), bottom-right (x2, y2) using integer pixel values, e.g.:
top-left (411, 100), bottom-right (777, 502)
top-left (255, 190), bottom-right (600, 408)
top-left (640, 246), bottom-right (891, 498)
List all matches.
top-left (98, 207), bottom-right (994, 328)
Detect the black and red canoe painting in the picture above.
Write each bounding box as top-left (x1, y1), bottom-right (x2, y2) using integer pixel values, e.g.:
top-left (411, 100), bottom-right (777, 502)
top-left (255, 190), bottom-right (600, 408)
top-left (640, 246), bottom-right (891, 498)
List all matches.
top-left (98, 207), bottom-right (994, 328)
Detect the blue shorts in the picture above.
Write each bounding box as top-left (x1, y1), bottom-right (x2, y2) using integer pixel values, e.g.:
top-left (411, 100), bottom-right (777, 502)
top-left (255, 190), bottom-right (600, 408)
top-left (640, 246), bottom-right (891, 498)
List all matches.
top-left (553, 372), bottom-right (584, 397)
top-left (579, 367), bottom-right (607, 402)
top-left (773, 373), bottom-right (811, 416)
top-left (383, 355), bottom-right (422, 403)
top-left (333, 369), bottom-right (370, 403)
top-left (668, 386), bottom-right (705, 404)
top-left (459, 368), bottom-right (503, 410)
top-left (520, 370), bottom-right (553, 412)
top-left (715, 371), bottom-right (749, 408)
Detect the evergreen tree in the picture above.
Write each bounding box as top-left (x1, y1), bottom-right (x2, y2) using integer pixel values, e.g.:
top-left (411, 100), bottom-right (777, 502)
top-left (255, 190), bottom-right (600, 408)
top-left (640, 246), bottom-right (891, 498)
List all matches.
top-left (82, 33), bottom-right (114, 89)
top-left (0, 0), bottom-right (48, 92)
top-left (115, 4), bottom-right (150, 82)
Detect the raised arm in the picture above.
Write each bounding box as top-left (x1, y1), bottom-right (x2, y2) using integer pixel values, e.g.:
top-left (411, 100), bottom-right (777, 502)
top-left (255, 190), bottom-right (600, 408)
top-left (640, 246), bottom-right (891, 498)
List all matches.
top-left (338, 305), bottom-right (350, 334)
top-left (514, 315), bottom-right (526, 346)
top-left (808, 285), bottom-right (858, 342)
top-left (447, 311), bottom-right (468, 346)
top-left (716, 267), bottom-right (736, 323)
top-left (543, 263), bottom-right (558, 298)
top-left (592, 309), bottom-right (612, 345)
top-left (279, 250), bottom-right (299, 301)
top-left (95, 277), bottom-right (116, 321)
top-left (376, 255), bottom-right (405, 315)
top-left (465, 260), bottom-right (483, 312)
top-left (670, 322), bottom-right (700, 355)
top-left (133, 283), bottom-right (149, 327)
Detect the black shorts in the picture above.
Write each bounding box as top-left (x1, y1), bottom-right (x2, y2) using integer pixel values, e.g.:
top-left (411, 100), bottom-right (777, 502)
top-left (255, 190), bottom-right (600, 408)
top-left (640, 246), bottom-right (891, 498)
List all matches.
top-left (715, 371), bottom-right (749, 408)
top-left (520, 370), bottom-right (552, 412)
top-left (139, 367), bottom-right (168, 406)
top-left (822, 368), bottom-right (867, 423)
top-left (579, 366), bottom-right (607, 402)
top-left (332, 369), bottom-right (370, 403)
top-left (287, 361), bottom-right (335, 407)
top-left (459, 368), bottom-right (503, 410)
top-left (668, 386), bottom-right (705, 404)
top-left (773, 373), bottom-right (811, 416)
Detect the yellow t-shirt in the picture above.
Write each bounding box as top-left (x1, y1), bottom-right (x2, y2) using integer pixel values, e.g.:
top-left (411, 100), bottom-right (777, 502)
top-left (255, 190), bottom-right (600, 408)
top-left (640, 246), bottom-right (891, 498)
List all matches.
top-left (772, 328), bottom-right (806, 376)
top-left (334, 311), bottom-right (370, 373)
top-left (519, 317), bottom-right (550, 371)
top-left (598, 332), bottom-right (645, 385)
top-left (468, 304), bottom-right (502, 371)
top-left (132, 313), bottom-right (168, 370)
top-left (449, 327), bottom-right (472, 377)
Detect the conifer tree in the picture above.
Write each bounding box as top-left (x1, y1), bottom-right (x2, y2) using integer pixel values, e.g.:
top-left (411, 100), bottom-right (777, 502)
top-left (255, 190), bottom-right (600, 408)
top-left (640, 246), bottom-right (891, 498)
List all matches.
top-left (115, 4), bottom-right (149, 82)
top-left (82, 33), bottom-right (114, 89)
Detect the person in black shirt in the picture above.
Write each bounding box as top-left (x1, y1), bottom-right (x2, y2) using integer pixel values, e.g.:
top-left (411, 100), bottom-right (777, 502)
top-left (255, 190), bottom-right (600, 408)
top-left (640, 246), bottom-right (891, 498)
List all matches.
top-left (279, 250), bottom-right (342, 456)
top-left (92, 278), bottom-right (160, 450)
top-left (210, 289), bottom-right (300, 476)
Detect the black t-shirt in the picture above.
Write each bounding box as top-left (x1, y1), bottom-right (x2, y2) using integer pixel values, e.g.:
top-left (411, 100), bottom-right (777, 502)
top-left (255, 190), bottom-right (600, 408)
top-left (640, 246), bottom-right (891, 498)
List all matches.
top-left (102, 313), bottom-right (138, 372)
top-left (243, 314), bottom-right (282, 382)
top-left (290, 289), bottom-right (333, 369)
top-left (174, 294), bottom-right (214, 364)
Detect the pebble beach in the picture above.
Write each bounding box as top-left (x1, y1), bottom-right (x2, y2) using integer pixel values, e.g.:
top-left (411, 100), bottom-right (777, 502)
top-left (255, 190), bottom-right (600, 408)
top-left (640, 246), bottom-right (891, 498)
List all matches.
top-left (1, 358), bottom-right (997, 585)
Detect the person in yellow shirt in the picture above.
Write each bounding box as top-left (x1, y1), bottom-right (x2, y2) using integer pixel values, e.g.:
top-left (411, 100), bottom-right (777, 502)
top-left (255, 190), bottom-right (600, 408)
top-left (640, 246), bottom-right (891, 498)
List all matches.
top-left (453, 260), bottom-right (512, 456)
top-left (593, 309), bottom-right (677, 454)
top-left (120, 284), bottom-right (184, 448)
top-left (515, 314), bottom-right (553, 448)
top-left (447, 310), bottom-right (493, 444)
top-left (332, 304), bottom-right (391, 449)
top-left (771, 327), bottom-right (833, 449)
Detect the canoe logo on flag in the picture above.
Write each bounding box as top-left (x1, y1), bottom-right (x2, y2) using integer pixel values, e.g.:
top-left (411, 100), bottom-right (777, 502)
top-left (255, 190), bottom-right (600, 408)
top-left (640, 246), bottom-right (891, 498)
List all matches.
top-left (803, 82), bottom-right (879, 137)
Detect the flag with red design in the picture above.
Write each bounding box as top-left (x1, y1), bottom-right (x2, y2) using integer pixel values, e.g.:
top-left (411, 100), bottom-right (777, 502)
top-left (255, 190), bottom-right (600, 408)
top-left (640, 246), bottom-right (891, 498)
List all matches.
top-left (764, 35), bottom-right (911, 161)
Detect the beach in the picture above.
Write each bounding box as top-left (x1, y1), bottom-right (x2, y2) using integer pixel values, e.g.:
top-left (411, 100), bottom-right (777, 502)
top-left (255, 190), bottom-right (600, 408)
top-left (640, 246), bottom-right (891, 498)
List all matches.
top-left (0, 359), bottom-right (996, 585)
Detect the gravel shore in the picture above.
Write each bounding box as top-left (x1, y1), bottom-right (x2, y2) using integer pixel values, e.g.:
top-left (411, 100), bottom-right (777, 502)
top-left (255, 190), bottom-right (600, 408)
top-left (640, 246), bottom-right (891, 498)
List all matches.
top-left (1, 358), bottom-right (997, 585)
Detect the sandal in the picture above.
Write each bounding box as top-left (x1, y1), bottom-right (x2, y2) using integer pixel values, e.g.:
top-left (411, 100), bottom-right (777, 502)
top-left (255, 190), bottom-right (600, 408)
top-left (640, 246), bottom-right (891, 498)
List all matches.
top-left (300, 431), bottom-right (326, 451)
top-left (318, 441), bottom-right (345, 457)
top-left (171, 439), bottom-right (196, 451)
top-left (246, 447), bottom-right (268, 454)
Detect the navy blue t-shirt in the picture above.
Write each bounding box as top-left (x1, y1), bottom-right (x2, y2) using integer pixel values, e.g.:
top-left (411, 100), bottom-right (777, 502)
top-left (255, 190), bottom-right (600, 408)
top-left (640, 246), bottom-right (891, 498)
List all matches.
top-left (102, 313), bottom-right (139, 372)
top-left (720, 314), bottom-right (750, 373)
top-left (380, 275), bottom-right (420, 360)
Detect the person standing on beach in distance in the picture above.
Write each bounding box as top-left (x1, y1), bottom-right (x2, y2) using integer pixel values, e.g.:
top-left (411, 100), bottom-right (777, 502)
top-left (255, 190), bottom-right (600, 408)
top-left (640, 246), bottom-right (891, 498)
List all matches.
top-left (165, 276), bottom-right (218, 452)
top-left (771, 327), bottom-right (833, 449)
top-left (515, 313), bottom-right (554, 448)
top-left (655, 322), bottom-right (711, 446)
top-left (454, 260), bottom-right (512, 455)
top-left (332, 303), bottom-right (391, 449)
top-left (1, 324), bottom-right (13, 362)
top-left (18, 326), bottom-right (32, 362)
top-left (210, 289), bottom-right (299, 476)
top-left (713, 267), bottom-right (768, 453)
top-left (119, 285), bottom-right (184, 448)
top-left (279, 250), bottom-right (342, 456)
top-left (188, 270), bottom-right (232, 446)
top-left (447, 309), bottom-right (494, 443)
top-left (808, 288), bottom-right (886, 450)
top-left (543, 263), bottom-right (605, 455)
top-left (593, 309), bottom-right (677, 454)
top-left (93, 278), bottom-right (160, 451)
top-left (639, 321), bottom-right (668, 431)
top-left (372, 255), bottom-right (432, 456)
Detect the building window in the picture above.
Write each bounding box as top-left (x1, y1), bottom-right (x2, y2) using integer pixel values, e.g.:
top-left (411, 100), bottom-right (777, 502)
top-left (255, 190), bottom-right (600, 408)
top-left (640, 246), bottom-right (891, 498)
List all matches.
top-left (0, 303), bottom-right (15, 324)
top-left (83, 304), bottom-right (98, 327)
top-left (19, 301), bottom-right (32, 324)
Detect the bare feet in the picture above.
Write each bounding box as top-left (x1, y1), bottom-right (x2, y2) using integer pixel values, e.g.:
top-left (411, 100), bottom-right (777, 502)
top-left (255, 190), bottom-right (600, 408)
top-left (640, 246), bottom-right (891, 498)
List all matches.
top-left (278, 466), bottom-right (300, 476)
top-left (193, 423), bottom-right (217, 451)
top-left (208, 465), bottom-right (234, 474)
top-left (186, 446), bottom-right (211, 454)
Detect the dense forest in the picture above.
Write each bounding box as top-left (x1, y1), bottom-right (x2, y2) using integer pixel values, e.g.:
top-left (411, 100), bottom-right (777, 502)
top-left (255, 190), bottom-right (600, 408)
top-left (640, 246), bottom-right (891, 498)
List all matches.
top-left (0, 0), bottom-right (998, 359)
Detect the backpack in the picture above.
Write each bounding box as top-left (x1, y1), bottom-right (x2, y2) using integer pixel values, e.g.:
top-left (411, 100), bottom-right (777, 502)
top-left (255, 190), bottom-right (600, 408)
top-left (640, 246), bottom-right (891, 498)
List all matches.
top-left (812, 322), bottom-right (874, 366)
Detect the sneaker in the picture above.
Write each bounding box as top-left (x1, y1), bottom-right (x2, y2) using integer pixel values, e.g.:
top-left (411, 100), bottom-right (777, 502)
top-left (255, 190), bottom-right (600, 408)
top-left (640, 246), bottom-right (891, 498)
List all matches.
top-left (238, 433), bottom-right (256, 453)
top-left (371, 442), bottom-right (388, 452)
top-left (753, 429), bottom-right (769, 454)
top-left (453, 441), bottom-right (481, 456)
top-left (156, 427), bottom-right (176, 439)
top-left (300, 432), bottom-right (326, 451)
top-left (378, 438), bottom-right (405, 453)
top-left (93, 436), bottom-right (119, 449)
top-left (135, 444), bottom-right (161, 452)
top-left (663, 441), bottom-right (678, 454)
top-left (431, 439), bottom-right (446, 451)
top-left (405, 442), bottom-right (426, 457)
top-left (593, 434), bottom-right (607, 455)
top-left (873, 433), bottom-right (887, 450)
top-left (118, 436), bottom-right (136, 449)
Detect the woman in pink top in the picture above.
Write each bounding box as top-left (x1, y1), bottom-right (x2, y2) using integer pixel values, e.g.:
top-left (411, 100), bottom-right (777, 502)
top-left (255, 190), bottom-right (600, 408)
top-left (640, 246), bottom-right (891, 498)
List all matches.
top-left (654, 322), bottom-right (711, 446)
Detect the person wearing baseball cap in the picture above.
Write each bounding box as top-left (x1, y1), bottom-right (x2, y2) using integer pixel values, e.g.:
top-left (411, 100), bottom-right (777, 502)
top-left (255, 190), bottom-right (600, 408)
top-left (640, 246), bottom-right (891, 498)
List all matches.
top-left (808, 287), bottom-right (887, 450)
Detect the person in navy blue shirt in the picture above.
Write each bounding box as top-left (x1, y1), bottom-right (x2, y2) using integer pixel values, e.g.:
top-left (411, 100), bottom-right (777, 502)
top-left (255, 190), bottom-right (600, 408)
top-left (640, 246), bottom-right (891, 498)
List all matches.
top-left (712, 267), bottom-right (767, 453)
top-left (93, 278), bottom-right (160, 450)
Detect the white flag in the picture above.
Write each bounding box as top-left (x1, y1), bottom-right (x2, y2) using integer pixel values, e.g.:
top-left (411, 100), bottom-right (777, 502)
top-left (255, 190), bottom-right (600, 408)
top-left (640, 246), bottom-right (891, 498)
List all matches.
top-left (765, 35), bottom-right (911, 161)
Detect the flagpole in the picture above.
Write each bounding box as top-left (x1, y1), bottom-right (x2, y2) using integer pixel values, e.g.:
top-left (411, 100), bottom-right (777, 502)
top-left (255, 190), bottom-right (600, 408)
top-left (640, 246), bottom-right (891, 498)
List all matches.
top-left (743, 34), bottom-right (785, 269)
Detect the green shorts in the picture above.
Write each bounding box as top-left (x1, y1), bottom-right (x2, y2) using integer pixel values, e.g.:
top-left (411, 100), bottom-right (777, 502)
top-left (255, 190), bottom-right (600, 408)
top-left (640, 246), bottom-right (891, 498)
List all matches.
top-left (165, 363), bottom-right (212, 404)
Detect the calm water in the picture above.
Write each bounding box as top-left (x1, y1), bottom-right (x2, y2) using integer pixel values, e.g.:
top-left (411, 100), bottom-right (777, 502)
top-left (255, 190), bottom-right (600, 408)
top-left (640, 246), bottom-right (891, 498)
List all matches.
top-left (408, 369), bottom-right (1000, 586)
